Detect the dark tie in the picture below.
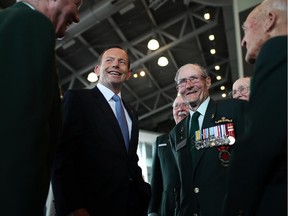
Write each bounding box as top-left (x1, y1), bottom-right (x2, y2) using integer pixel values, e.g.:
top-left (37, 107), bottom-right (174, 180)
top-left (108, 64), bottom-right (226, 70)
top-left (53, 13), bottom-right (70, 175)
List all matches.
top-left (189, 111), bottom-right (200, 166)
top-left (112, 95), bottom-right (129, 151)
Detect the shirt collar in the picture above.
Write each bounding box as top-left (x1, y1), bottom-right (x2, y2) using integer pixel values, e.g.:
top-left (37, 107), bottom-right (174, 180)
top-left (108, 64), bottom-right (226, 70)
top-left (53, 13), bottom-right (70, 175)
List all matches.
top-left (189, 96), bottom-right (210, 117)
top-left (21, 1), bottom-right (36, 10)
top-left (97, 83), bottom-right (121, 101)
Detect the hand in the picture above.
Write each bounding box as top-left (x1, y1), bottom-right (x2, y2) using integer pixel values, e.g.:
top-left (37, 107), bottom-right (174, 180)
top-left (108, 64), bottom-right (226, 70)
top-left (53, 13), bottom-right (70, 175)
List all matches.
top-left (68, 208), bottom-right (90, 216)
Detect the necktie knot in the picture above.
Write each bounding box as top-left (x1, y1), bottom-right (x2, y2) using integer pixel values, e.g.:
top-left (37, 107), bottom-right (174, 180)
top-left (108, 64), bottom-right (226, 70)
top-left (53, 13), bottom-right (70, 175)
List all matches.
top-left (112, 94), bottom-right (121, 102)
top-left (192, 111), bottom-right (200, 122)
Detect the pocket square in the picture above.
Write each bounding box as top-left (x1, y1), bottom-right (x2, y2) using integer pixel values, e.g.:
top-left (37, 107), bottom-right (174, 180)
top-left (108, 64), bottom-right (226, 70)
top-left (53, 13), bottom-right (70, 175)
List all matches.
top-left (176, 139), bottom-right (187, 151)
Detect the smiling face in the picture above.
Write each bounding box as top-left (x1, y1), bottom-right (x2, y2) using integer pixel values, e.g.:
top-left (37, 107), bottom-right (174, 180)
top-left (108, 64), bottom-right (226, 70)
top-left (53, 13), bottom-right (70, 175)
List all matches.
top-left (47, 0), bottom-right (82, 38)
top-left (95, 47), bottom-right (131, 93)
top-left (176, 64), bottom-right (211, 111)
top-left (172, 95), bottom-right (189, 124)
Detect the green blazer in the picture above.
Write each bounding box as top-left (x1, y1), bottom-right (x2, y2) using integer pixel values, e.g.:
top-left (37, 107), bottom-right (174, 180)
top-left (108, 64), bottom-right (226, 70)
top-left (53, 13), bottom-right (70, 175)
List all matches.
top-left (223, 36), bottom-right (287, 216)
top-left (169, 98), bottom-right (247, 216)
top-left (148, 134), bottom-right (181, 216)
top-left (0, 3), bottom-right (62, 216)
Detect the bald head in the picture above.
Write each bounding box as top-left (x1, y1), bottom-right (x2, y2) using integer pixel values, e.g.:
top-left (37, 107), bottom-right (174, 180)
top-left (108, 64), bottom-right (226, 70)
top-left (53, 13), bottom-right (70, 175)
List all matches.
top-left (241, 0), bottom-right (287, 64)
top-left (232, 77), bottom-right (251, 101)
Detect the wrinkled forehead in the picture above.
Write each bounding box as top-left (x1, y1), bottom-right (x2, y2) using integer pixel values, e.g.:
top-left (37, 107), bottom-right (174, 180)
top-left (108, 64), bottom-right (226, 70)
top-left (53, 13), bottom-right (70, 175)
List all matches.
top-left (233, 78), bottom-right (249, 89)
top-left (173, 96), bottom-right (185, 105)
top-left (178, 65), bottom-right (202, 78)
top-left (103, 48), bottom-right (128, 59)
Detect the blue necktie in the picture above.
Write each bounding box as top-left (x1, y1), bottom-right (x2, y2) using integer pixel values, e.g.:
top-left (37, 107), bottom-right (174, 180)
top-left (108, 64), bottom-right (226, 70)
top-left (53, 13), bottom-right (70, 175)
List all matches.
top-left (112, 95), bottom-right (129, 151)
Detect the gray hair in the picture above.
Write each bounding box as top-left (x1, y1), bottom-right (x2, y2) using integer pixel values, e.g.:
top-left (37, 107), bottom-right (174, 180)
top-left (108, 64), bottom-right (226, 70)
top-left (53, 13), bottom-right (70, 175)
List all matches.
top-left (174, 63), bottom-right (209, 83)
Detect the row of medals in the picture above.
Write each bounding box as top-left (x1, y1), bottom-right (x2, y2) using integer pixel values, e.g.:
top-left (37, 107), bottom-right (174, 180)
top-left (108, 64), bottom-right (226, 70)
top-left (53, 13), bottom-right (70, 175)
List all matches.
top-left (194, 123), bottom-right (236, 150)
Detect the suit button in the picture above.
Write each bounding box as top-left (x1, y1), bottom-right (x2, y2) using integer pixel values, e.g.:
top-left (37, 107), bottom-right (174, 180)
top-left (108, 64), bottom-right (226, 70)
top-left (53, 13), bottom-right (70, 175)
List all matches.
top-left (194, 187), bottom-right (200, 193)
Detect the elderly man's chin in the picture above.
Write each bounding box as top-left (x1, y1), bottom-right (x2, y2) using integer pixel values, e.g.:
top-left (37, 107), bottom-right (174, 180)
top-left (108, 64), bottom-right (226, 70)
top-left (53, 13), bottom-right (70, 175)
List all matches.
top-left (245, 51), bottom-right (257, 64)
top-left (55, 27), bottom-right (67, 40)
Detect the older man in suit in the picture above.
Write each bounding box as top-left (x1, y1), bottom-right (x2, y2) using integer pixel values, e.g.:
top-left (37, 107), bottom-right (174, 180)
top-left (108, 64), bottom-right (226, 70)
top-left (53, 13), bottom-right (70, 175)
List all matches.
top-left (0, 0), bottom-right (82, 215)
top-left (223, 0), bottom-right (287, 215)
top-left (169, 63), bottom-right (247, 216)
top-left (148, 95), bottom-right (189, 216)
top-left (52, 45), bottom-right (151, 216)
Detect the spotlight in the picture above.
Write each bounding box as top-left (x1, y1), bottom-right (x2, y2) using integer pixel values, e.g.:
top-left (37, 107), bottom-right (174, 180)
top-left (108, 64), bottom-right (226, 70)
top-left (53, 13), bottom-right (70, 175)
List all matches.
top-left (204, 12), bottom-right (210, 20)
top-left (87, 72), bottom-right (98, 82)
top-left (209, 34), bottom-right (215, 41)
top-left (147, 39), bottom-right (159, 50)
top-left (158, 56), bottom-right (169, 67)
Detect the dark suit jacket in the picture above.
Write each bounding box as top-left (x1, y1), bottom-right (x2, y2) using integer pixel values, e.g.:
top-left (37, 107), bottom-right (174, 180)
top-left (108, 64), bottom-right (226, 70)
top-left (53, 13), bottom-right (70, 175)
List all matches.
top-left (52, 87), bottom-right (151, 216)
top-left (148, 134), bottom-right (181, 216)
top-left (0, 3), bottom-right (62, 216)
top-left (169, 98), bottom-right (247, 216)
top-left (223, 36), bottom-right (287, 216)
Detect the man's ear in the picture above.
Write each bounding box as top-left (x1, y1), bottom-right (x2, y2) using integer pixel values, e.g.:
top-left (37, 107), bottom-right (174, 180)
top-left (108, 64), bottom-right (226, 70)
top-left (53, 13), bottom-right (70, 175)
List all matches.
top-left (125, 69), bottom-right (131, 81)
top-left (94, 65), bottom-right (100, 76)
top-left (206, 76), bottom-right (211, 89)
top-left (264, 11), bottom-right (276, 32)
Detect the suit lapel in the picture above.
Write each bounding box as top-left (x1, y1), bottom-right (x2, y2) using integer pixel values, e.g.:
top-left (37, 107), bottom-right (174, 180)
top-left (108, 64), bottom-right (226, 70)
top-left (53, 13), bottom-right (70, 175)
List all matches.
top-left (122, 100), bottom-right (137, 155)
top-left (91, 87), bottom-right (128, 154)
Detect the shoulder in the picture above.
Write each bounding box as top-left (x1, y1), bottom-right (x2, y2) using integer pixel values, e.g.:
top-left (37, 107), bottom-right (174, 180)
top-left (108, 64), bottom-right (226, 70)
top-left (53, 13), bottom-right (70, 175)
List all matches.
top-left (260, 36), bottom-right (287, 52)
top-left (3, 3), bottom-right (53, 29)
top-left (63, 89), bottom-right (94, 101)
top-left (213, 99), bottom-right (248, 116)
top-left (255, 36), bottom-right (287, 71)
top-left (156, 134), bottom-right (169, 143)
top-left (216, 98), bottom-right (247, 107)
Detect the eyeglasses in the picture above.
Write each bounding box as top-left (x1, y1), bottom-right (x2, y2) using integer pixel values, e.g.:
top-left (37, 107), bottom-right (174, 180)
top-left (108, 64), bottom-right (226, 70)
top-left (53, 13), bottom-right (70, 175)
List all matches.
top-left (176, 75), bottom-right (206, 88)
top-left (228, 86), bottom-right (249, 98)
top-left (172, 102), bottom-right (189, 109)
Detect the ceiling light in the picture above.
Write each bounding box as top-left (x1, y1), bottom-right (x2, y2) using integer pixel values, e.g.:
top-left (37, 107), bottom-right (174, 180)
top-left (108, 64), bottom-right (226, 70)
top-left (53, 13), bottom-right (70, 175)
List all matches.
top-left (216, 75), bottom-right (222, 80)
top-left (147, 39), bottom-right (159, 50)
top-left (87, 72), bottom-right (98, 82)
top-left (133, 73), bottom-right (138, 78)
top-left (220, 86), bottom-right (225, 90)
top-left (204, 12), bottom-right (210, 20)
top-left (139, 70), bottom-right (146, 77)
top-left (215, 65), bottom-right (220, 70)
top-left (158, 56), bottom-right (169, 67)
top-left (210, 49), bottom-right (216, 54)
top-left (222, 93), bottom-right (227, 98)
top-left (209, 34), bottom-right (215, 41)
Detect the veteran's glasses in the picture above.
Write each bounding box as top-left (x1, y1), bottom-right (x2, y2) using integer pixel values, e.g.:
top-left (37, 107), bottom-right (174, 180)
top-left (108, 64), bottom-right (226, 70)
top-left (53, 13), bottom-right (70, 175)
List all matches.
top-left (228, 86), bottom-right (249, 98)
top-left (176, 75), bottom-right (206, 89)
top-left (172, 102), bottom-right (189, 109)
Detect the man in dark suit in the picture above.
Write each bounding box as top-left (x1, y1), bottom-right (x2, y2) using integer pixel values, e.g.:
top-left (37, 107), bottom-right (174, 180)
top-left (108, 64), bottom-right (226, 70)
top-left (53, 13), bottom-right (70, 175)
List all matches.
top-left (0, 0), bottom-right (82, 215)
top-left (223, 0), bottom-right (287, 215)
top-left (148, 95), bottom-right (189, 216)
top-left (169, 63), bottom-right (247, 216)
top-left (52, 45), bottom-right (151, 216)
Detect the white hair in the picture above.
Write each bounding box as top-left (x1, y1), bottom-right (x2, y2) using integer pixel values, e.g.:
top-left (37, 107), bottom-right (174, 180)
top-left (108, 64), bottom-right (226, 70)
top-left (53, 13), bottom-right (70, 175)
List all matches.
top-left (262, 0), bottom-right (287, 11)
